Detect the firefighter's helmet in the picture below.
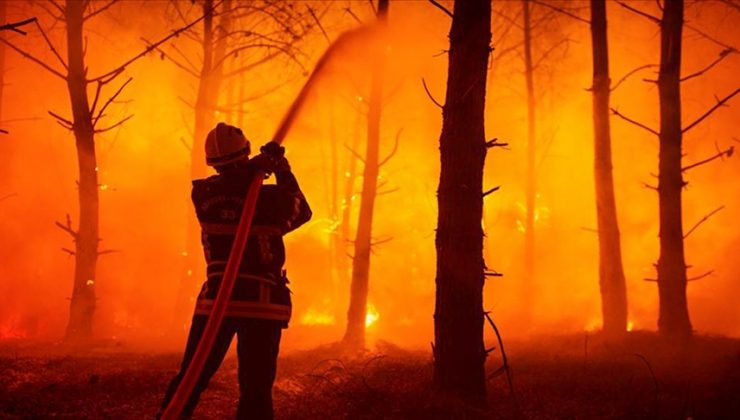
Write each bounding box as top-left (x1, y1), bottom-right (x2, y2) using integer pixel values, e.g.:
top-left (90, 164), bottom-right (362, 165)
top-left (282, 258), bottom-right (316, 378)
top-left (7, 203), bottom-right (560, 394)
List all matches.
top-left (205, 122), bottom-right (250, 167)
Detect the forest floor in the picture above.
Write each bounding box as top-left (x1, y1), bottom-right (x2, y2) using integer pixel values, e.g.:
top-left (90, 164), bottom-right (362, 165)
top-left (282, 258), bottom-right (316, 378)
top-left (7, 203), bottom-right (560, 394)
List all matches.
top-left (0, 331), bottom-right (738, 419)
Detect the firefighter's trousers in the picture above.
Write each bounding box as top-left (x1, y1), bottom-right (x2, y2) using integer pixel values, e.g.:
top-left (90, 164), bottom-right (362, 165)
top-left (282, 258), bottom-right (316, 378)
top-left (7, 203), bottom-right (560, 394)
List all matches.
top-left (160, 315), bottom-right (282, 419)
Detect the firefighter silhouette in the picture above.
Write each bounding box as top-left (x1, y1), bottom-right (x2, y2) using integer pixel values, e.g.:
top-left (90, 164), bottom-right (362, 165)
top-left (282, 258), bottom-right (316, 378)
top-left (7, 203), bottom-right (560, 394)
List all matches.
top-left (160, 123), bottom-right (311, 419)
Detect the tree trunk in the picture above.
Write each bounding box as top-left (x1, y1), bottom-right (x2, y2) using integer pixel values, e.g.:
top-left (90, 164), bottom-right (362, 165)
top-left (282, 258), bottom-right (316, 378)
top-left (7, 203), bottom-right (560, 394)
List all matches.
top-left (433, 0), bottom-right (490, 402)
top-left (522, 0), bottom-right (536, 319)
top-left (657, 0), bottom-right (691, 337)
top-left (590, 0), bottom-right (628, 334)
top-left (176, 0), bottom-right (231, 327)
top-left (343, 0), bottom-right (389, 349)
top-left (64, 0), bottom-right (99, 341)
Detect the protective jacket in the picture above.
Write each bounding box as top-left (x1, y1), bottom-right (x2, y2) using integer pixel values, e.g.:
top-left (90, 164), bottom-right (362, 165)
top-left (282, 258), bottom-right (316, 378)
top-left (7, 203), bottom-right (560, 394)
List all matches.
top-left (191, 162), bottom-right (311, 326)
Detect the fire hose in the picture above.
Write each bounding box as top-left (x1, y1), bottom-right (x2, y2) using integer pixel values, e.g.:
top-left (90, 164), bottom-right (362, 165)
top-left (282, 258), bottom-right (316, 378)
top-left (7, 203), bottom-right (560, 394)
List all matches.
top-left (160, 25), bottom-right (377, 419)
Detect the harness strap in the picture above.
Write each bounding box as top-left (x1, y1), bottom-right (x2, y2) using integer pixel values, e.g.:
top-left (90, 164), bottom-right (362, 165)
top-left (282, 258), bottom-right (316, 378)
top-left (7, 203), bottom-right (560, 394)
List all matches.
top-left (200, 223), bottom-right (283, 236)
top-left (194, 299), bottom-right (291, 321)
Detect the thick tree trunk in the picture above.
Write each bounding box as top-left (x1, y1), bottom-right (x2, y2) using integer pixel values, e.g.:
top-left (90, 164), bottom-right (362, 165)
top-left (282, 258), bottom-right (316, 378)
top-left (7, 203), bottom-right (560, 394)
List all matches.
top-left (176, 0), bottom-right (231, 327)
top-left (522, 0), bottom-right (536, 318)
top-left (433, 0), bottom-right (490, 402)
top-left (657, 0), bottom-right (691, 337)
top-left (590, 0), bottom-right (628, 334)
top-left (64, 0), bottom-right (99, 341)
top-left (343, 0), bottom-right (389, 349)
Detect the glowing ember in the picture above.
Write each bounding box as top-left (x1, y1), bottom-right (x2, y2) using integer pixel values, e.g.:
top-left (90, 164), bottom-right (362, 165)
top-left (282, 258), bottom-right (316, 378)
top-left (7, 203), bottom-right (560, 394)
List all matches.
top-left (585, 318), bottom-right (601, 332)
top-left (0, 318), bottom-right (27, 339)
top-left (300, 309), bottom-right (335, 326)
top-left (627, 321), bottom-right (634, 332)
top-left (86, 279), bottom-right (95, 286)
top-left (99, 184), bottom-right (109, 191)
top-left (365, 303), bottom-right (379, 328)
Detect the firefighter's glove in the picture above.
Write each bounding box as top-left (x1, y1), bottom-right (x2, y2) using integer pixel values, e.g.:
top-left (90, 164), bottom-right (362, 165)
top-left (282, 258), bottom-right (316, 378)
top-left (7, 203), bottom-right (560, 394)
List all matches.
top-left (260, 142), bottom-right (285, 160)
top-left (250, 153), bottom-right (277, 176)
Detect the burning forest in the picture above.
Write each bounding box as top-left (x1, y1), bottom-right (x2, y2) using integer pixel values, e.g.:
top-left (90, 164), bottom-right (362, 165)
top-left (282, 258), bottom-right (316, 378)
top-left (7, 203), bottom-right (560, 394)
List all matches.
top-left (1, 0), bottom-right (739, 419)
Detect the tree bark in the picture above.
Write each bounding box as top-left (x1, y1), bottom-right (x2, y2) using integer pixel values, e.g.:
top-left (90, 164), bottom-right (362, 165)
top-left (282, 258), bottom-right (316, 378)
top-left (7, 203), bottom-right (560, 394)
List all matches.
top-left (657, 0), bottom-right (691, 337)
top-left (522, 0), bottom-right (536, 319)
top-left (343, 0), bottom-right (389, 349)
top-left (64, 0), bottom-right (99, 341)
top-left (590, 0), bottom-right (628, 334)
top-left (433, 0), bottom-right (491, 402)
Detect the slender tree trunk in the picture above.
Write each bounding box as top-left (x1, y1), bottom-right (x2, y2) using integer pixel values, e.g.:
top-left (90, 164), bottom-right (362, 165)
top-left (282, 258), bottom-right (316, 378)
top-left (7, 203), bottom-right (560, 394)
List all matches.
top-left (176, 0), bottom-right (222, 327)
top-left (64, 0), bottom-right (99, 341)
top-left (522, 0), bottom-right (536, 318)
top-left (433, 0), bottom-right (490, 402)
top-left (343, 0), bottom-right (389, 349)
top-left (590, 0), bottom-right (628, 334)
top-left (657, 0), bottom-right (691, 337)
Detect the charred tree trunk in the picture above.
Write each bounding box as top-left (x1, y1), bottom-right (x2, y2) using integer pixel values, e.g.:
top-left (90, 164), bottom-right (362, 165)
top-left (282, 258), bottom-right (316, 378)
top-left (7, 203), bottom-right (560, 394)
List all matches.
top-left (590, 0), bottom-right (628, 334)
top-left (176, 0), bottom-right (231, 327)
top-left (343, 0), bottom-right (389, 349)
top-left (657, 0), bottom-right (691, 337)
top-left (64, 0), bottom-right (99, 341)
top-left (433, 0), bottom-right (490, 402)
top-left (522, 0), bottom-right (536, 318)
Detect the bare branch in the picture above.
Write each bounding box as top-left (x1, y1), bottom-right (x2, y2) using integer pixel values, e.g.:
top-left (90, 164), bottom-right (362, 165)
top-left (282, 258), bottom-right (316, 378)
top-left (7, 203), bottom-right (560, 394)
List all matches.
top-left (47, 111), bottom-right (74, 130)
top-left (687, 270), bottom-right (714, 282)
top-left (344, 7), bottom-right (363, 25)
top-left (141, 38), bottom-right (199, 78)
top-left (422, 78), bottom-right (443, 109)
top-left (379, 128), bottom-right (402, 167)
top-left (682, 146), bottom-right (733, 172)
top-left (0, 38), bottom-right (66, 80)
top-left (344, 144), bottom-right (365, 164)
top-left (685, 22), bottom-right (737, 51)
top-left (0, 17), bottom-right (37, 35)
top-left (616, 1), bottom-right (660, 24)
top-left (610, 108), bottom-right (659, 136)
top-left (93, 77), bottom-right (133, 126)
top-left (428, 0), bottom-right (453, 18)
top-left (681, 48), bottom-right (736, 82)
top-left (684, 206), bottom-right (724, 239)
top-left (486, 138), bottom-right (509, 149)
top-left (376, 187), bottom-right (399, 196)
top-left (223, 51), bottom-right (281, 78)
top-left (306, 5), bottom-right (330, 44)
top-left (530, 0), bottom-right (589, 24)
top-left (61, 247), bottom-right (75, 256)
top-left (483, 186), bottom-right (501, 197)
top-left (611, 64), bottom-right (658, 92)
top-left (83, 0), bottom-right (119, 21)
top-left (94, 114), bottom-right (134, 134)
top-left (682, 87), bottom-right (740, 133)
top-left (98, 249), bottom-right (121, 256)
top-left (55, 214), bottom-right (78, 239)
top-left (88, 11), bottom-right (208, 83)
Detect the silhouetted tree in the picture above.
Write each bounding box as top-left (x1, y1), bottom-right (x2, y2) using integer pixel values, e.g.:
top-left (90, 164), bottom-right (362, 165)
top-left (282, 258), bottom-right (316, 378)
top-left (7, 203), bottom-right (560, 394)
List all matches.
top-left (433, 0), bottom-right (491, 402)
top-left (613, 0), bottom-right (739, 337)
top-left (590, 0), bottom-right (627, 334)
top-left (343, 0), bottom-right (389, 349)
top-left (0, 0), bottom-right (202, 341)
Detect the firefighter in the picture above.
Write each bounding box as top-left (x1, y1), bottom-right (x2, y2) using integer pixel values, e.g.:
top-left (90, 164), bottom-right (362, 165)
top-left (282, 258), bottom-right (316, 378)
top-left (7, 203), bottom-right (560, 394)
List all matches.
top-left (159, 123), bottom-right (311, 419)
